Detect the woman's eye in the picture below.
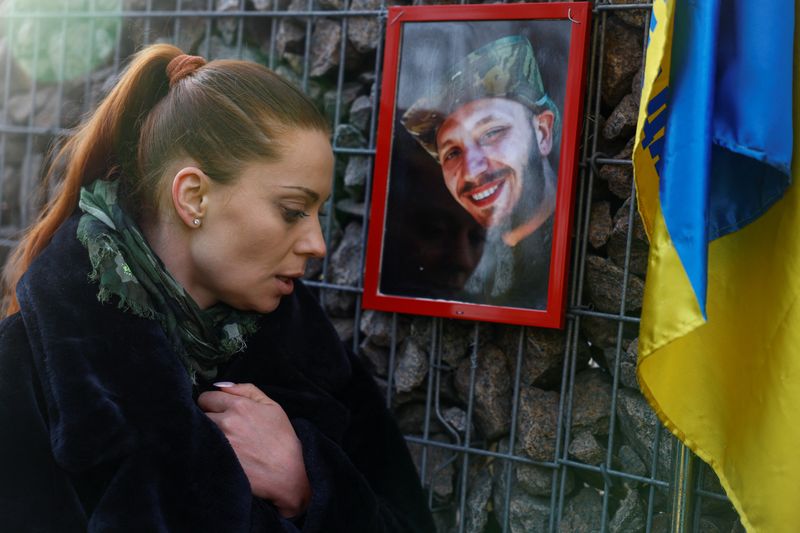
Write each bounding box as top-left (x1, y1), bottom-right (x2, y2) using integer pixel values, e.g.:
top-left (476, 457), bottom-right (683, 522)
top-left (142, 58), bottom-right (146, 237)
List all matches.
top-left (281, 207), bottom-right (310, 222)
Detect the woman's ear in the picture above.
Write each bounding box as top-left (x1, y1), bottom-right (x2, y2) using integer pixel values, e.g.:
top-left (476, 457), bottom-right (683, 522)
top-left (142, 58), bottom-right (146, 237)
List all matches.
top-left (171, 167), bottom-right (211, 228)
top-left (532, 110), bottom-right (555, 157)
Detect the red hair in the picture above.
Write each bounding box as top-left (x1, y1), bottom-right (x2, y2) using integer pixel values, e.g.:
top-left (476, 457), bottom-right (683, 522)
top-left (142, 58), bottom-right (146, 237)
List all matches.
top-left (3, 44), bottom-right (328, 315)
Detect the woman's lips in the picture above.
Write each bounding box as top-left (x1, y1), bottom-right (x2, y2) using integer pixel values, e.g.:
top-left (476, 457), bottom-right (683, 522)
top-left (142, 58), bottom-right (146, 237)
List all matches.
top-left (463, 178), bottom-right (505, 208)
top-left (275, 275), bottom-right (295, 295)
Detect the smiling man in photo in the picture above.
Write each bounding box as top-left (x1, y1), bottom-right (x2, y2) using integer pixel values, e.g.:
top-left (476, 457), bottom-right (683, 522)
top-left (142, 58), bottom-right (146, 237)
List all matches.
top-left (401, 35), bottom-right (560, 309)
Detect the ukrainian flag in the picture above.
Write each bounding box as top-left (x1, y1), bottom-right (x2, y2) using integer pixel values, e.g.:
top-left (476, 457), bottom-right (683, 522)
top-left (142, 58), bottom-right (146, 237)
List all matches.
top-left (634, 1), bottom-right (798, 531)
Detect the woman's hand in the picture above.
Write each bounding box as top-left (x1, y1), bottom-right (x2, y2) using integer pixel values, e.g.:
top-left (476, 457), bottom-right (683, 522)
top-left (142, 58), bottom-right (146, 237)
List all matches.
top-left (197, 383), bottom-right (311, 518)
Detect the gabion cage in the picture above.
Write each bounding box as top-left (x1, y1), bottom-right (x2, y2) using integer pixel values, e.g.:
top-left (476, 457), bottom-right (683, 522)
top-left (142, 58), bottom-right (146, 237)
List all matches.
top-left (0, 0), bottom-right (743, 531)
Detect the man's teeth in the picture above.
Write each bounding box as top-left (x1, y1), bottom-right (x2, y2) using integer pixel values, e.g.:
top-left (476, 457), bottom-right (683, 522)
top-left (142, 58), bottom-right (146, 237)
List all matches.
top-left (472, 184), bottom-right (499, 201)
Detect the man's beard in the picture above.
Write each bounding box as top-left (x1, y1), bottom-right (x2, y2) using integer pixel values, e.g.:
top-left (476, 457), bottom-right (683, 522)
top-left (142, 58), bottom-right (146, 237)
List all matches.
top-left (507, 148), bottom-right (552, 232)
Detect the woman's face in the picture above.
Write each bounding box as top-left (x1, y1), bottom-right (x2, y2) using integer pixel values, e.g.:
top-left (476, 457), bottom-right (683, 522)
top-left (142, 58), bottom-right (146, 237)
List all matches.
top-left (188, 129), bottom-right (333, 313)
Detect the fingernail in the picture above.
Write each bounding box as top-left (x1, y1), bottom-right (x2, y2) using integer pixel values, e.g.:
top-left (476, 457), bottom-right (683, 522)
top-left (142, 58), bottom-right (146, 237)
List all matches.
top-left (214, 381), bottom-right (235, 388)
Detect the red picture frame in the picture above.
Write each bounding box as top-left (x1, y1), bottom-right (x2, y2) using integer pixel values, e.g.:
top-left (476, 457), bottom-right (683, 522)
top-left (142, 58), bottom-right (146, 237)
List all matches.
top-left (362, 2), bottom-right (591, 328)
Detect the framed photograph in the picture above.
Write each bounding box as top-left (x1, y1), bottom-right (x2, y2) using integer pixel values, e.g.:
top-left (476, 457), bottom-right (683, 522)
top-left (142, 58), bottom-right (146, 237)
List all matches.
top-left (362, 2), bottom-right (591, 328)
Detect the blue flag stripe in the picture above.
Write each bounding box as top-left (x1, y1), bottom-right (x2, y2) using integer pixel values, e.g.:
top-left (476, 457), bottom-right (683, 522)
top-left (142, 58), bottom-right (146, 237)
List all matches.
top-left (658, 0), bottom-right (793, 316)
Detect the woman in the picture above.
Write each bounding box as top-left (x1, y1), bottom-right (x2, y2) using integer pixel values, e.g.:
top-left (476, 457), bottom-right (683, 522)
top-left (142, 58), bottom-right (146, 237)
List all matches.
top-left (0, 45), bottom-right (435, 532)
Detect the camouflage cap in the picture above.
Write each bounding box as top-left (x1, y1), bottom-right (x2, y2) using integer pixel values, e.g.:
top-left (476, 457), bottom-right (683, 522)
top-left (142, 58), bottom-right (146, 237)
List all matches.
top-left (400, 35), bottom-right (558, 160)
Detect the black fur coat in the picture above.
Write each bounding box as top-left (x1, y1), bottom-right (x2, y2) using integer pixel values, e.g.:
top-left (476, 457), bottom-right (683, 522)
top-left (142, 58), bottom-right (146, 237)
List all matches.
top-left (0, 214), bottom-right (435, 533)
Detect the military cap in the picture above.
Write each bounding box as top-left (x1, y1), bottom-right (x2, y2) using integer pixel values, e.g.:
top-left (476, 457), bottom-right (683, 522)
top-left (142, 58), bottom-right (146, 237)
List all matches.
top-left (401, 35), bottom-right (558, 160)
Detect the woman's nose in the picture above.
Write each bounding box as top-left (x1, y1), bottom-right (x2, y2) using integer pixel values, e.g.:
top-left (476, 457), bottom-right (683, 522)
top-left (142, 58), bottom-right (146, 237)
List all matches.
top-left (297, 219), bottom-right (327, 259)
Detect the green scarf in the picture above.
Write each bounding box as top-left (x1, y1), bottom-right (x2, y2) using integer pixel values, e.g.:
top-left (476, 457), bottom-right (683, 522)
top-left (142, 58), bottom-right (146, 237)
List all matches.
top-left (76, 179), bottom-right (260, 384)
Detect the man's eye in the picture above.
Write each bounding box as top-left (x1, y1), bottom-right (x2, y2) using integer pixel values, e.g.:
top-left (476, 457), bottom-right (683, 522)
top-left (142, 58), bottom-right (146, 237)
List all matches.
top-left (479, 126), bottom-right (508, 145)
top-left (443, 148), bottom-right (461, 161)
top-left (281, 207), bottom-right (310, 222)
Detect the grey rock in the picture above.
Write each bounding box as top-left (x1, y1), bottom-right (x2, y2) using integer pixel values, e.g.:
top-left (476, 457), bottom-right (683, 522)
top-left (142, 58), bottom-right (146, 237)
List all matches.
top-left (571, 368), bottom-right (613, 436)
top-left (632, 65), bottom-right (644, 99)
top-left (653, 516), bottom-right (727, 533)
top-left (442, 406), bottom-right (468, 434)
top-left (349, 94), bottom-right (373, 133)
top-left (2, 135), bottom-right (27, 166)
top-left (275, 19), bottom-right (305, 57)
top-left (323, 222), bottom-right (362, 316)
top-left (330, 317), bottom-right (355, 344)
top-left (274, 63), bottom-right (303, 89)
top-left (19, 151), bottom-right (44, 226)
top-left (609, 2), bottom-right (649, 29)
top-left (0, 38), bottom-right (31, 99)
top-left (568, 430), bottom-right (606, 465)
top-left (395, 403), bottom-right (444, 435)
top-left (282, 52), bottom-right (305, 76)
top-left (517, 387), bottom-right (559, 462)
top-left (319, 0), bottom-right (346, 10)
top-left (359, 309), bottom-right (395, 347)
top-left (440, 319), bottom-right (473, 367)
top-left (602, 16), bottom-right (643, 108)
top-left (580, 315), bottom-right (625, 351)
top-left (608, 197), bottom-right (649, 277)
top-left (699, 466), bottom-right (737, 516)
top-left (497, 326), bottom-right (566, 389)
top-left (394, 337), bottom-right (429, 394)
top-left (588, 200), bottom-right (613, 249)
top-left (323, 82), bottom-right (361, 124)
top-left (347, 0), bottom-right (381, 53)
top-left (463, 466), bottom-right (493, 533)
top-left (584, 255), bottom-right (645, 314)
top-left (310, 18), bottom-right (341, 78)
top-left (454, 344), bottom-right (510, 439)
top-left (36, 88), bottom-right (80, 130)
top-left (344, 156), bottom-right (370, 189)
top-left (600, 162), bottom-right (634, 200)
top-left (334, 198), bottom-right (366, 217)
top-left (407, 439), bottom-right (455, 499)
top-left (603, 338), bottom-right (639, 391)
top-left (408, 316), bottom-right (433, 341)
top-left (360, 338), bottom-right (389, 377)
top-left (603, 93), bottom-right (639, 141)
top-left (85, 66), bottom-right (119, 112)
top-left (195, 35), bottom-right (265, 62)
top-left (358, 71), bottom-right (377, 87)
top-left (496, 437), bottom-right (571, 497)
top-left (334, 123), bottom-right (367, 148)
top-left (432, 511), bottom-right (455, 533)
top-left (616, 388), bottom-right (673, 478)
top-left (598, 140), bottom-right (635, 200)
top-left (0, 166), bottom-right (21, 227)
top-left (615, 444), bottom-right (647, 478)
top-left (558, 486), bottom-right (604, 532)
top-left (700, 519), bottom-right (727, 533)
top-left (493, 488), bottom-right (551, 533)
top-left (8, 89), bottom-right (50, 124)
top-left (215, 0), bottom-right (240, 45)
top-left (609, 488), bottom-right (645, 533)
top-left (730, 519), bottom-right (746, 533)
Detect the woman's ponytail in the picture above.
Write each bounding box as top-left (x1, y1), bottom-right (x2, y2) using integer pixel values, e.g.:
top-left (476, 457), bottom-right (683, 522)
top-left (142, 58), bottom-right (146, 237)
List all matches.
top-left (3, 44), bottom-right (184, 315)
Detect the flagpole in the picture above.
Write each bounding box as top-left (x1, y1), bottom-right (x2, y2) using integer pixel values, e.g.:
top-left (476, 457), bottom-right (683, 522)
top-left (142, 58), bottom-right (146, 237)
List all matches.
top-left (670, 441), bottom-right (698, 532)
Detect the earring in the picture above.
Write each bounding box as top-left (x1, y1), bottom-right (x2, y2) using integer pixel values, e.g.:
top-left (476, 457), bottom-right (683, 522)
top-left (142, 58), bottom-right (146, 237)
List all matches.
top-left (193, 218), bottom-right (201, 226)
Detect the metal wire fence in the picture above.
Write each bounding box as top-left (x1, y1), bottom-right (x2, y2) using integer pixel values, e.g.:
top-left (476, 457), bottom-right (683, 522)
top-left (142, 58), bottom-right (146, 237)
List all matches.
top-left (0, 0), bottom-right (742, 531)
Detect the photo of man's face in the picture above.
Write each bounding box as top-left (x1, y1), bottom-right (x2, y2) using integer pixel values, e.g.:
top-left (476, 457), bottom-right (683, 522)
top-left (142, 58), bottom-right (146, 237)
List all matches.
top-left (435, 97), bottom-right (554, 229)
top-left (377, 20), bottom-right (571, 310)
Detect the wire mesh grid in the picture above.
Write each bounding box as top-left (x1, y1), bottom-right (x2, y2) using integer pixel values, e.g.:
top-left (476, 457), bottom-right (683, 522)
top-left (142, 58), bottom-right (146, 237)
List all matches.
top-left (0, 0), bottom-right (742, 531)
